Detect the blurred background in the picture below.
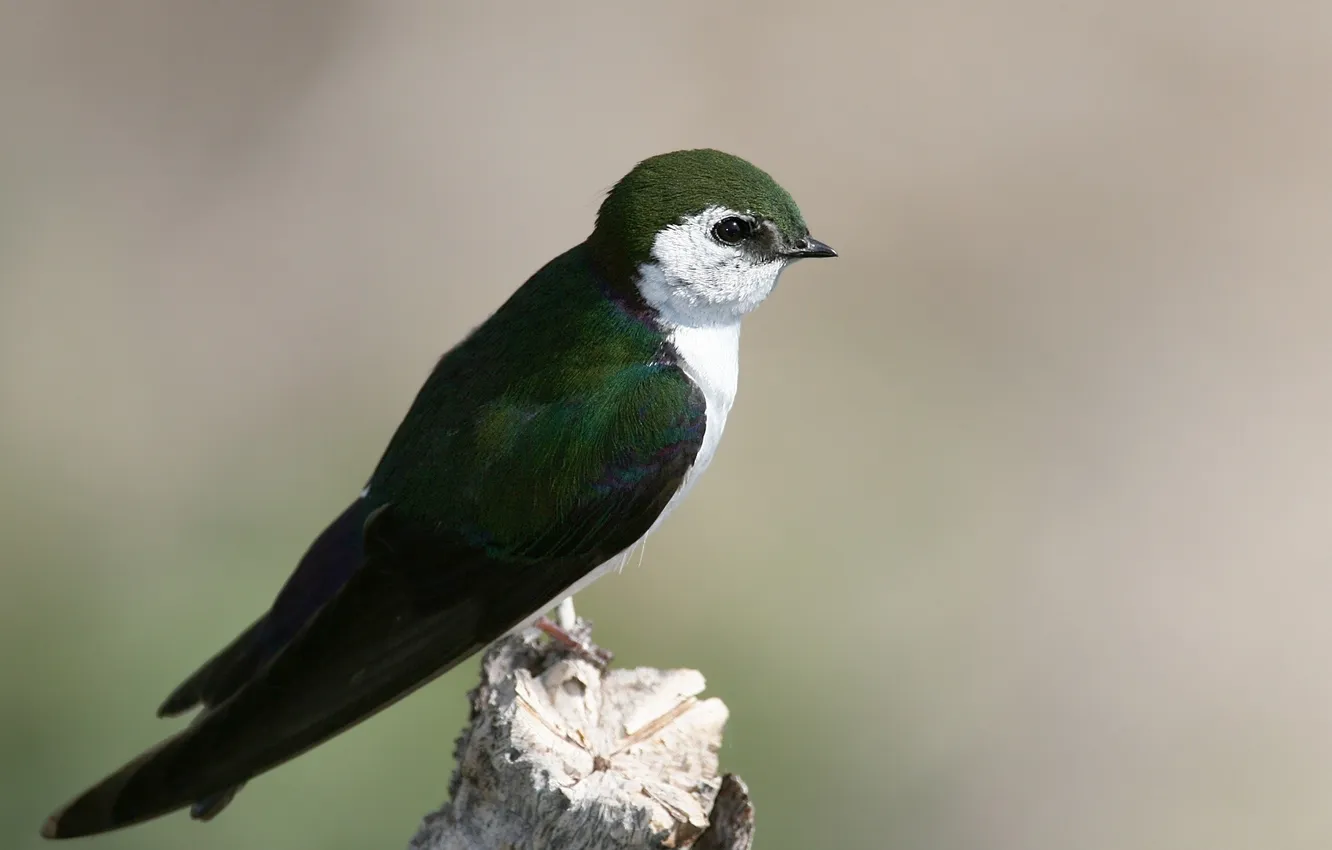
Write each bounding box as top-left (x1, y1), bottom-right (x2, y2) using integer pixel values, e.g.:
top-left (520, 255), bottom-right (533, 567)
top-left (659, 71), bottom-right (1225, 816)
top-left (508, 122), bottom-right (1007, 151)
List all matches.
top-left (3, 2), bottom-right (1331, 848)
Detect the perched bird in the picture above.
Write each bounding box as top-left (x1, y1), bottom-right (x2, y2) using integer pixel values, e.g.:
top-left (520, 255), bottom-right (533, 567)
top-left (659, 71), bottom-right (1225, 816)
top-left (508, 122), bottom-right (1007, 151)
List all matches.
top-left (42, 149), bottom-right (835, 839)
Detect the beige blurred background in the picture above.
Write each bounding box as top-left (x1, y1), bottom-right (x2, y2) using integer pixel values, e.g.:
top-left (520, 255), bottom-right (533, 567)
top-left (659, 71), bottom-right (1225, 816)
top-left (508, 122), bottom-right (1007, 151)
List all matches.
top-left (3, 2), bottom-right (1331, 848)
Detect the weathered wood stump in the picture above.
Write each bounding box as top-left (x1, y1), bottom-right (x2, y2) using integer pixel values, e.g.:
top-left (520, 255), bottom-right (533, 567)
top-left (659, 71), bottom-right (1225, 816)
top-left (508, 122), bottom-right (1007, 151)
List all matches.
top-left (406, 623), bottom-right (754, 850)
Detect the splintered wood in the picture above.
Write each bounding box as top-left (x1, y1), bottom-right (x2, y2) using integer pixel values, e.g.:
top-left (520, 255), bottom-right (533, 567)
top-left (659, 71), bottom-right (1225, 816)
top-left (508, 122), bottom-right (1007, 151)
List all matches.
top-left (407, 626), bottom-right (753, 850)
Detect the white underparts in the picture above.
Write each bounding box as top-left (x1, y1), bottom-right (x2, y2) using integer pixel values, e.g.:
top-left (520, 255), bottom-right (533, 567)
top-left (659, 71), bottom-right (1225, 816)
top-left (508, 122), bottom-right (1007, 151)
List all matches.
top-left (515, 548), bottom-right (633, 635)
top-left (650, 320), bottom-right (739, 523)
top-left (635, 206), bottom-right (796, 536)
top-left (521, 208), bottom-right (792, 627)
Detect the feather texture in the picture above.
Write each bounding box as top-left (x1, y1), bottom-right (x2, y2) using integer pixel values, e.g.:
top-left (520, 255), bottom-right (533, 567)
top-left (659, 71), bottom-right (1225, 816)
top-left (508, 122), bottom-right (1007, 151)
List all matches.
top-left (40, 147), bottom-right (829, 840)
top-left (42, 244), bottom-right (706, 838)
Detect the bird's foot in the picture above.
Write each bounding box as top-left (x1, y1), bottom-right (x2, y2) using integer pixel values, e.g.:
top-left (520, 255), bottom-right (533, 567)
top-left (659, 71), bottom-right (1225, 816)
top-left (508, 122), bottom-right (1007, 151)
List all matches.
top-left (535, 616), bottom-right (614, 670)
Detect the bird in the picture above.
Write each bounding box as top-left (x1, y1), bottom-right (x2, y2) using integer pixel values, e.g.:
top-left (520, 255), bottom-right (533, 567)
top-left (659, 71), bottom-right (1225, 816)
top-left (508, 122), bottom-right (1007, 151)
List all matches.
top-left (41, 148), bottom-right (835, 839)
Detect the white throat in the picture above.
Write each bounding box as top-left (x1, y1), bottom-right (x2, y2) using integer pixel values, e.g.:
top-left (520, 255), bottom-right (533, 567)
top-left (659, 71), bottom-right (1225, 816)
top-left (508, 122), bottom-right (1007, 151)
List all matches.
top-left (638, 261), bottom-right (742, 485)
top-left (631, 205), bottom-right (794, 528)
top-left (635, 206), bottom-right (788, 328)
top-left (642, 314), bottom-right (740, 536)
top-left (515, 207), bottom-right (789, 626)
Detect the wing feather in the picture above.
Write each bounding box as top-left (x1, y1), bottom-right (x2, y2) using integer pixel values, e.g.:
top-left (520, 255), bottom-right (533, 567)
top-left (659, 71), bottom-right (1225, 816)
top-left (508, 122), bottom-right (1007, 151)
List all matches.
top-left (44, 365), bottom-right (706, 838)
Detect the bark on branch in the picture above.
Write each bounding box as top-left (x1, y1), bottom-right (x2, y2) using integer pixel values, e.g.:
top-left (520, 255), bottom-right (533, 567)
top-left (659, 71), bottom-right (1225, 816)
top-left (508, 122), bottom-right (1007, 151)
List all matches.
top-left (406, 623), bottom-right (754, 850)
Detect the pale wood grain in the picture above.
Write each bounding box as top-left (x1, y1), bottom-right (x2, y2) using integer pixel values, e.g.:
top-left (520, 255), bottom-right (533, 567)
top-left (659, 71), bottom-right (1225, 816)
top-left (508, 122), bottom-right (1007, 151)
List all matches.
top-left (407, 623), bottom-right (753, 850)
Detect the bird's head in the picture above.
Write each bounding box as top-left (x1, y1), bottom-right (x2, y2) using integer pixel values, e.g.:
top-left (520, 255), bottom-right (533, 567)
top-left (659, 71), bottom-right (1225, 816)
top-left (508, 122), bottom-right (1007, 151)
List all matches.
top-left (590, 149), bottom-right (835, 327)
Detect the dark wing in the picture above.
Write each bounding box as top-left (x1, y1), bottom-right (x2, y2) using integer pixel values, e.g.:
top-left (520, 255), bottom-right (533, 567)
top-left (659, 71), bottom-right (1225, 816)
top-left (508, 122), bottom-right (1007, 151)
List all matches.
top-left (157, 498), bottom-right (372, 717)
top-left (42, 369), bottom-right (705, 839)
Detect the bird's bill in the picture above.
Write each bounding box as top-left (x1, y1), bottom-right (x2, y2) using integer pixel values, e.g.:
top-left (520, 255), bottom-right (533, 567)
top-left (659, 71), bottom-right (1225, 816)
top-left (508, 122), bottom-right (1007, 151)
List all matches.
top-left (784, 236), bottom-right (838, 259)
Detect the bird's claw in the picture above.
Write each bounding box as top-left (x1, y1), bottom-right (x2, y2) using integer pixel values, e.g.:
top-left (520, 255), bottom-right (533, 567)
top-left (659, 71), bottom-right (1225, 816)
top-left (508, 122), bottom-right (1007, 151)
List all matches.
top-left (535, 616), bottom-right (614, 670)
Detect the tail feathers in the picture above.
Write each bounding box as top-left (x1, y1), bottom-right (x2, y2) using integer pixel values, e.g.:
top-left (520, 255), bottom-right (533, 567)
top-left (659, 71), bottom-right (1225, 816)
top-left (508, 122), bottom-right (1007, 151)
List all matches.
top-left (160, 497), bottom-right (371, 719)
top-left (158, 616), bottom-right (268, 717)
top-left (41, 732), bottom-right (190, 839)
top-left (42, 708), bottom-right (247, 838)
top-left (189, 784), bottom-right (244, 821)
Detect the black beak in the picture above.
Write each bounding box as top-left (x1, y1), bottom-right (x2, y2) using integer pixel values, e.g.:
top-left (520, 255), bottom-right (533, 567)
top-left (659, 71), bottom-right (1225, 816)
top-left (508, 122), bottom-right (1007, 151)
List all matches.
top-left (786, 236), bottom-right (838, 259)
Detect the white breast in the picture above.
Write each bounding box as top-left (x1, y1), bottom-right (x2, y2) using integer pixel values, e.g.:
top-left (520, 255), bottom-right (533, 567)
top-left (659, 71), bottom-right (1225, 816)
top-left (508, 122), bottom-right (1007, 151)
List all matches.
top-left (649, 320), bottom-right (740, 530)
top-left (632, 245), bottom-right (760, 535)
top-left (522, 209), bottom-right (780, 621)
top-left (516, 310), bottom-right (742, 629)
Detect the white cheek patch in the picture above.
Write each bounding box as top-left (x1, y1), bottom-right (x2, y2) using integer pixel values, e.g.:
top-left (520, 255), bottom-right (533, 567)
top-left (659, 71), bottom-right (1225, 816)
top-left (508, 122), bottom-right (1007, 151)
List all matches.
top-left (637, 206), bottom-right (787, 328)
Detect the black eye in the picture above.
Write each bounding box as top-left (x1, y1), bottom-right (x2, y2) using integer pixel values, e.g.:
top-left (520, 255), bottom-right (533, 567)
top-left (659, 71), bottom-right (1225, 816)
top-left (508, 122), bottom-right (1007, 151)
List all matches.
top-left (711, 216), bottom-right (752, 245)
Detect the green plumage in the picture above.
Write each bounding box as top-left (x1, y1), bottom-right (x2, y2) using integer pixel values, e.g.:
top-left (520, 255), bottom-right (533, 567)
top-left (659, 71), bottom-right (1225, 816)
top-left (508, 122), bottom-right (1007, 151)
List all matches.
top-left (41, 148), bottom-right (832, 840)
top-left (590, 148), bottom-right (810, 279)
top-left (369, 242), bottom-right (702, 558)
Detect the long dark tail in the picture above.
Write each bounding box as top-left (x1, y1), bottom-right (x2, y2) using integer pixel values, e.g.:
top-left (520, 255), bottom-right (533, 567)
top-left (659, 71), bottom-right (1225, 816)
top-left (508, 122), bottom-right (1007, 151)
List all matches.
top-left (43, 499), bottom-right (377, 839)
top-left (157, 617), bottom-right (268, 718)
top-left (40, 539), bottom-right (499, 837)
top-left (41, 729), bottom-right (196, 838)
top-left (40, 498), bottom-right (597, 840)
top-left (158, 499), bottom-right (371, 718)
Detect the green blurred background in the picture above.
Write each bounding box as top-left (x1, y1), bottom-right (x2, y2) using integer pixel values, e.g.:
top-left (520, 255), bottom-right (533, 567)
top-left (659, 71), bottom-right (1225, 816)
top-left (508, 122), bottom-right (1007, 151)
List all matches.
top-left (3, 2), bottom-right (1331, 848)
